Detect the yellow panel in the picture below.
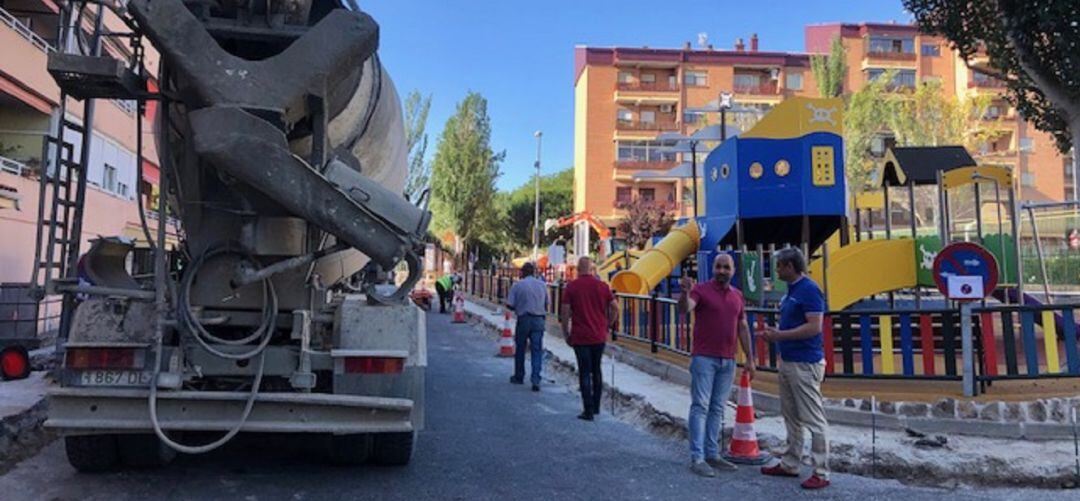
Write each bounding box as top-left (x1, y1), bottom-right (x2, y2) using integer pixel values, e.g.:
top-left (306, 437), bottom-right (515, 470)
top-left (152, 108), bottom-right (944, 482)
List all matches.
top-left (853, 191), bottom-right (884, 210)
top-left (941, 165), bottom-right (1012, 190)
top-left (741, 97), bottom-right (844, 139)
top-left (879, 315), bottom-right (895, 375)
top-left (808, 239), bottom-right (917, 311)
top-left (811, 146), bottom-right (836, 187)
top-left (1042, 310), bottom-right (1060, 374)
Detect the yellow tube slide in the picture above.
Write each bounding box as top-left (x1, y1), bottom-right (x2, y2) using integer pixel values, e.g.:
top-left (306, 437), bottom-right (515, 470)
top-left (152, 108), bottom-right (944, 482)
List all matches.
top-left (610, 220), bottom-right (700, 294)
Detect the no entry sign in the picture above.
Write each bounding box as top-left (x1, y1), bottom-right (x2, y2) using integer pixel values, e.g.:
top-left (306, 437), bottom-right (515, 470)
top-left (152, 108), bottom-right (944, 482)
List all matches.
top-left (932, 242), bottom-right (999, 301)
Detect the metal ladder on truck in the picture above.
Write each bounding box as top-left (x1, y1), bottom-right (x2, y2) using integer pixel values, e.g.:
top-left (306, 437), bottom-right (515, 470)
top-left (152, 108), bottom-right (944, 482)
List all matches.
top-left (29, 0), bottom-right (151, 347)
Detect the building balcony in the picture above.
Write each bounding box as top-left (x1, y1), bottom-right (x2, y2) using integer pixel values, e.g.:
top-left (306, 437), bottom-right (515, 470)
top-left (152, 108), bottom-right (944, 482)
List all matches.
top-left (615, 81), bottom-right (679, 93)
top-left (613, 199), bottom-right (680, 211)
top-left (733, 81), bottom-right (779, 95)
top-left (0, 5), bottom-right (60, 107)
top-left (614, 160), bottom-right (679, 171)
top-left (866, 50), bottom-right (917, 62)
top-left (615, 120), bottom-right (679, 132)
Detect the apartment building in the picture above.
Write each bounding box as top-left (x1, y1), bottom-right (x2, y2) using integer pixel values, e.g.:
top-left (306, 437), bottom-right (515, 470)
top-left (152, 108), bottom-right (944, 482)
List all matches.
top-left (573, 35), bottom-right (817, 227)
top-left (806, 22), bottom-right (1074, 204)
top-left (574, 24), bottom-right (1075, 231)
top-left (0, 0), bottom-right (165, 283)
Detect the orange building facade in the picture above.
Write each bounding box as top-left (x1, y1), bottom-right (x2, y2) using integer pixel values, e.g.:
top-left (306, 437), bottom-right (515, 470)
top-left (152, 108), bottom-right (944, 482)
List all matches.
top-left (0, 0), bottom-right (167, 284)
top-left (574, 24), bottom-right (1075, 230)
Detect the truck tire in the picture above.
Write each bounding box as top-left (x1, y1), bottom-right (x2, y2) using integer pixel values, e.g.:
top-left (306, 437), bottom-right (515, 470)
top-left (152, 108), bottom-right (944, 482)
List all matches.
top-left (371, 431), bottom-right (414, 466)
top-left (117, 433), bottom-right (177, 468)
top-left (328, 433), bottom-right (371, 466)
top-left (65, 434), bottom-right (119, 473)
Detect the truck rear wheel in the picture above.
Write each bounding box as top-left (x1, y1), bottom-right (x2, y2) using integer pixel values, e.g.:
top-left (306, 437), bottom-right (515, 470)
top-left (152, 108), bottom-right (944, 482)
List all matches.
top-left (327, 433), bottom-right (371, 466)
top-left (117, 433), bottom-right (177, 468)
top-left (65, 434), bottom-right (119, 473)
top-left (371, 431), bottom-right (414, 466)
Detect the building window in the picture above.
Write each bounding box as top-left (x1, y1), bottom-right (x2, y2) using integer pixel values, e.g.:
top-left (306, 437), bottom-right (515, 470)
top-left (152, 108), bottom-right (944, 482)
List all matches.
top-left (684, 111), bottom-right (705, 124)
top-left (1065, 158), bottom-right (1077, 200)
top-left (616, 140), bottom-right (678, 163)
top-left (1021, 172), bottom-right (1036, 187)
top-left (617, 108), bottom-right (633, 123)
top-left (639, 110), bottom-right (656, 124)
top-left (869, 36), bottom-right (914, 54)
top-left (921, 44), bottom-right (940, 56)
top-left (117, 181), bottom-right (130, 198)
top-left (639, 188), bottom-right (655, 202)
top-left (734, 73), bottom-right (760, 89)
top-left (102, 164), bottom-right (117, 193)
top-left (685, 70), bottom-right (708, 86)
top-left (640, 73), bottom-right (656, 83)
top-left (616, 187), bottom-right (632, 203)
top-left (870, 134), bottom-right (894, 157)
top-left (785, 73), bottom-right (803, 90)
top-left (985, 105), bottom-right (1003, 119)
top-left (922, 75), bottom-right (942, 84)
top-left (867, 68), bottom-right (916, 89)
top-left (1019, 137), bottom-right (1034, 152)
top-left (618, 71), bottom-right (633, 84)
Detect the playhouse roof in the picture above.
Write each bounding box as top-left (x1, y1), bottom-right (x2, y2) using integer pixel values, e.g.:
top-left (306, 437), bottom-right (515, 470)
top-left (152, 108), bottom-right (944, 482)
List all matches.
top-left (879, 146), bottom-right (977, 186)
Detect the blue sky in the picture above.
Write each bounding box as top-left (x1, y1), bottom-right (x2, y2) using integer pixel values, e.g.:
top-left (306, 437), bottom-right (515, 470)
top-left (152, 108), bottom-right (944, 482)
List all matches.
top-left (362, 1), bottom-right (912, 191)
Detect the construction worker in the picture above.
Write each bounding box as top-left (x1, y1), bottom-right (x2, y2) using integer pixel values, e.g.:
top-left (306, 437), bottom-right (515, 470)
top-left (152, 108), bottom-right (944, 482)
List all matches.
top-left (435, 273), bottom-right (454, 314)
top-left (760, 247), bottom-right (830, 490)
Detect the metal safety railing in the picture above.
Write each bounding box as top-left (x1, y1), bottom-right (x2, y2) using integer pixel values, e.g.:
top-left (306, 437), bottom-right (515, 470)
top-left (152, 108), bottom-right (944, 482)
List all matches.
top-left (464, 267), bottom-right (1080, 393)
top-left (0, 5), bottom-right (55, 53)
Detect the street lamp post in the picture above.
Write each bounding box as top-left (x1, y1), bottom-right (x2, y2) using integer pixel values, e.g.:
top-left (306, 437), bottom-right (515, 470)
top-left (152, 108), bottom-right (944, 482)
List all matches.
top-left (533, 131), bottom-right (542, 262)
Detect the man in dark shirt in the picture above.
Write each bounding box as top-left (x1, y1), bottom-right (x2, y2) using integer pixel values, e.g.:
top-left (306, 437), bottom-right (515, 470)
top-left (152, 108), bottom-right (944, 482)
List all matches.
top-left (560, 257), bottom-right (618, 421)
top-left (678, 253), bottom-right (754, 477)
top-left (759, 247), bottom-right (830, 490)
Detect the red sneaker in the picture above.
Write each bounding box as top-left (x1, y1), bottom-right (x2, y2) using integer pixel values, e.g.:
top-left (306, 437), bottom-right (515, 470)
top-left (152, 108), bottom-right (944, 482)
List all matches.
top-left (801, 475), bottom-right (830, 489)
top-left (760, 464), bottom-right (799, 477)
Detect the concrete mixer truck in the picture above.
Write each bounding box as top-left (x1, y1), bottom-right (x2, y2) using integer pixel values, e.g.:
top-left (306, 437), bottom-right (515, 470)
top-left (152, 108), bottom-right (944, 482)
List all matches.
top-left (32, 0), bottom-right (428, 471)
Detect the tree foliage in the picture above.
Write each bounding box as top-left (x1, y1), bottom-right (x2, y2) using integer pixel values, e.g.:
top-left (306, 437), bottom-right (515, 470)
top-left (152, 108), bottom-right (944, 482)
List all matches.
top-left (402, 91), bottom-right (432, 202)
top-left (904, 0), bottom-right (1080, 199)
top-left (496, 168), bottom-right (574, 253)
top-left (844, 72), bottom-right (991, 193)
top-left (429, 92), bottom-right (504, 248)
top-left (616, 199), bottom-right (674, 249)
top-left (811, 36), bottom-right (847, 98)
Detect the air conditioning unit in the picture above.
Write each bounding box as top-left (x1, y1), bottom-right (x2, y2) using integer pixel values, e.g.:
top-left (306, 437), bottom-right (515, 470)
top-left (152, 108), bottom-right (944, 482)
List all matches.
top-left (660, 104), bottom-right (674, 113)
top-left (769, 68), bottom-right (780, 80)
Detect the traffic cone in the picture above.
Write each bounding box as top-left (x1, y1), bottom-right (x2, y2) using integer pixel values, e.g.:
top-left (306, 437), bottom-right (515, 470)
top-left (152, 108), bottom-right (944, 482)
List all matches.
top-left (724, 369), bottom-right (768, 464)
top-left (497, 311), bottom-right (515, 357)
top-left (452, 290), bottom-right (466, 323)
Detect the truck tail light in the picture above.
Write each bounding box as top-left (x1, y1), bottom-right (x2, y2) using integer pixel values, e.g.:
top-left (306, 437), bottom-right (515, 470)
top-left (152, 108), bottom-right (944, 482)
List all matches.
top-left (343, 356), bottom-right (405, 374)
top-left (0, 346), bottom-right (30, 380)
top-left (65, 347), bottom-right (145, 370)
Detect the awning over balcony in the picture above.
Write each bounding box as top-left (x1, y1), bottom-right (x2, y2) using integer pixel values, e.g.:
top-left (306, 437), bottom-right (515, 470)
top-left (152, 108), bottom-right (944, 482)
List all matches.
top-left (0, 73), bottom-right (53, 114)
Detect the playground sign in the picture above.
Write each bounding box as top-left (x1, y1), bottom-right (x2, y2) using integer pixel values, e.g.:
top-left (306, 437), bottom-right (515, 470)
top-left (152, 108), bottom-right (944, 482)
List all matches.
top-left (932, 242), bottom-right (999, 301)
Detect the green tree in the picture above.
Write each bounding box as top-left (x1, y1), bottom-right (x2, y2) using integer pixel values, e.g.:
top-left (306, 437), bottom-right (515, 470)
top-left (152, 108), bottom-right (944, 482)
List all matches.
top-left (905, 0), bottom-right (1080, 201)
top-left (429, 92), bottom-right (504, 249)
top-left (811, 36), bottom-right (847, 97)
top-left (497, 168), bottom-right (574, 252)
top-left (402, 91), bottom-right (432, 202)
top-left (616, 199), bottom-right (674, 249)
top-left (843, 74), bottom-right (893, 193)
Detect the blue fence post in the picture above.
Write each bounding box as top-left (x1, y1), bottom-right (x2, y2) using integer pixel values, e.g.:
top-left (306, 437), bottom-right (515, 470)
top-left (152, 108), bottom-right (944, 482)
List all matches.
top-left (649, 293), bottom-right (659, 353)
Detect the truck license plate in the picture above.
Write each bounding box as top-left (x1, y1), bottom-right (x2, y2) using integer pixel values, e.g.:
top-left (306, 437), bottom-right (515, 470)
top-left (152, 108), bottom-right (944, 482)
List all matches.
top-left (78, 370), bottom-right (152, 387)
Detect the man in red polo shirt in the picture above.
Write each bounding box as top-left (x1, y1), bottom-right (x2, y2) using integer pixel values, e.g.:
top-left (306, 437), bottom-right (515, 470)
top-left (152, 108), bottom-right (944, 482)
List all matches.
top-left (560, 257), bottom-right (618, 421)
top-left (679, 253), bottom-right (754, 477)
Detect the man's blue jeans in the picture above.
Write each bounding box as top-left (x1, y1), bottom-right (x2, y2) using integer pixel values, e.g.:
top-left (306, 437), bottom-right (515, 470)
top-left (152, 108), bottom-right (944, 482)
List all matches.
top-left (513, 315), bottom-right (545, 385)
top-left (689, 355), bottom-right (736, 462)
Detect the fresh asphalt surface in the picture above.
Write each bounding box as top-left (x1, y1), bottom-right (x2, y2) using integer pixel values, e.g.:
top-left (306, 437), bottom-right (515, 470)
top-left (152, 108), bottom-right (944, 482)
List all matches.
top-left (0, 312), bottom-right (1074, 500)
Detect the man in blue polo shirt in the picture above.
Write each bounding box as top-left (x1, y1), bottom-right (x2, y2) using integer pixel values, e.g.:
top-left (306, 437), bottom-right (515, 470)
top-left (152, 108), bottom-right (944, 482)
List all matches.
top-left (759, 247), bottom-right (830, 490)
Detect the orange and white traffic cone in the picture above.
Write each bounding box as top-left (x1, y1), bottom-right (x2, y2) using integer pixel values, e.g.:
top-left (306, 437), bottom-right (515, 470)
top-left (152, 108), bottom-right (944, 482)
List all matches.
top-left (452, 290), bottom-right (466, 323)
top-left (724, 369), bottom-right (768, 464)
top-left (497, 311), bottom-right (515, 357)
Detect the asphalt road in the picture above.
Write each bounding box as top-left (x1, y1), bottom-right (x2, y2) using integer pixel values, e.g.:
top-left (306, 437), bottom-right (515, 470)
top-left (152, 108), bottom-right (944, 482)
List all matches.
top-left (0, 312), bottom-right (1073, 500)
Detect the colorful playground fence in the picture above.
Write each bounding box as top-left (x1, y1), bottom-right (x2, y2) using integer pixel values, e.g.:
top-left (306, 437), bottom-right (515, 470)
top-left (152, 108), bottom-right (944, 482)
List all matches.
top-left (463, 269), bottom-right (1080, 389)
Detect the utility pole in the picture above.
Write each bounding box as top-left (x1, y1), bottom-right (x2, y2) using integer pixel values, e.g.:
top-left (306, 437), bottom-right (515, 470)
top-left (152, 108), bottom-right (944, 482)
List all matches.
top-left (533, 130), bottom-right (543, 261)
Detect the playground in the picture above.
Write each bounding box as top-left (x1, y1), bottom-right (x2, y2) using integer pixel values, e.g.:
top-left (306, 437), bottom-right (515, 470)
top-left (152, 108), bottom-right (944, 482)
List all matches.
top-left (467, 97), bottom-right (1080, 407)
